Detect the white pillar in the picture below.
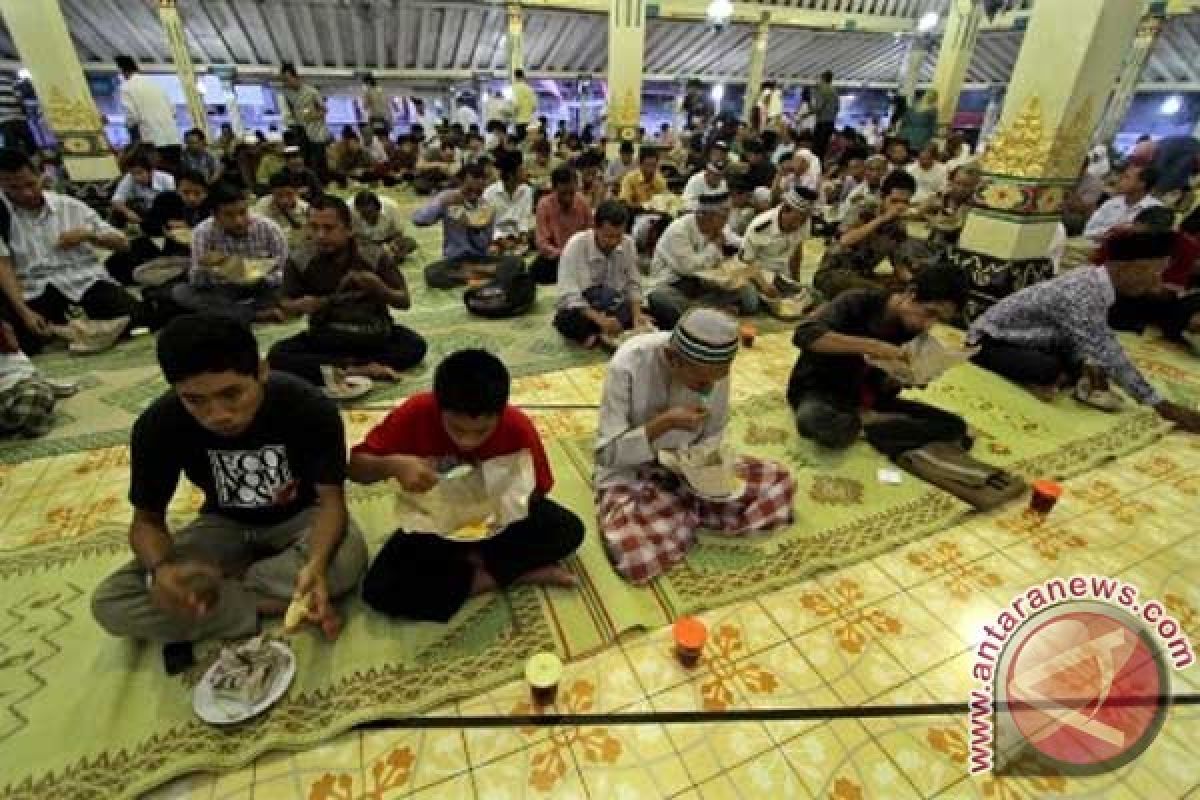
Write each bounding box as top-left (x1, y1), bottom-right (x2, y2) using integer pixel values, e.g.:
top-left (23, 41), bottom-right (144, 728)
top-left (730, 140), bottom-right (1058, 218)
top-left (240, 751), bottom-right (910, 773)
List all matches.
top-left (742, 15), bottom-right (770, 123)
top-left (507, 3), bottom-right (524, 86)
top-left (898, 36), bottom-right (928, 103)
top-left (606, 0), bottom-right (646, 153)
top-left (929, 0), bottom-right (984, 135)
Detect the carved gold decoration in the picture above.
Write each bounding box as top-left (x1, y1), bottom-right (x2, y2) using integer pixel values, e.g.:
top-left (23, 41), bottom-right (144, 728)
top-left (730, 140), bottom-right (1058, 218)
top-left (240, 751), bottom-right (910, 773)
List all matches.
top-left (609, 87), bottom-right (640, 127)
top-left (41, 87), bottom-right (102, 133)
top-left (980, 95), bottom-right (1096, 181)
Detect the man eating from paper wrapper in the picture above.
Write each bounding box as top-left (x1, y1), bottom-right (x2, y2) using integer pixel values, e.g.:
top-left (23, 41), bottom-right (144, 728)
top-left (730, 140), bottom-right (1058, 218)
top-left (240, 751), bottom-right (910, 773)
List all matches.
top-left (595, 308), bottom-right (796, 584)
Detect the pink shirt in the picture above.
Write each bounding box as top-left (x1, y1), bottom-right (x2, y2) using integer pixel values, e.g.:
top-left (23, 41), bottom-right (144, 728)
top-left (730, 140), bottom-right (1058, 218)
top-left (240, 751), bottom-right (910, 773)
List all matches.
top-left (535, 192), bottom-right (593, 259)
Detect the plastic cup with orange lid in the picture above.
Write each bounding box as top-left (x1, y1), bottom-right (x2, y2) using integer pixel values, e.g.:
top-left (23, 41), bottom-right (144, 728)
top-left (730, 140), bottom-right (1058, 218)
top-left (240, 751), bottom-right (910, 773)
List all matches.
top-left (673, 616), bottom-right (708, 667)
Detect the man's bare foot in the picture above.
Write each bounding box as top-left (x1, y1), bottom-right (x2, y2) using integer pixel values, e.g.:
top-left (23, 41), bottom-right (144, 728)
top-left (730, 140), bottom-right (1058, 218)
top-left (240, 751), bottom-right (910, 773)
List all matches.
top-left (513, 565), bottom-right (578, 588)
top-left (346, 362), bottom-right (403, 381)
top-left (255, 308), bottom-right (288, 325)
top-left (318, 608), bottom-right (342, 640)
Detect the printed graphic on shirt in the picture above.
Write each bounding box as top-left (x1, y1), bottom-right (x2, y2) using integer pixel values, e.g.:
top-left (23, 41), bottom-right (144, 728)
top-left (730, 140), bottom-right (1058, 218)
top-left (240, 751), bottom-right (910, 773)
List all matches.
top-left (208, 446), bottom-right (295, 508)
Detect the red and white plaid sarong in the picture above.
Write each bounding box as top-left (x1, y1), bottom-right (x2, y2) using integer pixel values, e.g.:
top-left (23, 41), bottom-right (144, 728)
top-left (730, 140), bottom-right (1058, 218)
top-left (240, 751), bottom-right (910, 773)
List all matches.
top-left (597, 456), bottom-right (796, 584)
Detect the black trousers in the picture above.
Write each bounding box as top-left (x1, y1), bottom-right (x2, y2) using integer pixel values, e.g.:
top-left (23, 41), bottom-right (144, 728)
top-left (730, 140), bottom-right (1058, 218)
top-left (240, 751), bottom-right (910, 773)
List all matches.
top-left (267, 326), bottom-right (428, 385)
top-left (971, 335), bottom-right (1074, 388)
top-left (530, 254), bottom-right (559, 285)
top-left (423, 255), bottom-right (500, 289)
top-left (362, 495), bottom-right (585, 623)
top-left (1109, 292), bottom-right (1200, 342)
top-left (793, 391), bottom-right (967, 458)
top-left (813, 121), bottom-right (836, 159)
top-left (156, 145), bottom-right (183, 174)
top-left (14, 282), bottom-right (146, 355)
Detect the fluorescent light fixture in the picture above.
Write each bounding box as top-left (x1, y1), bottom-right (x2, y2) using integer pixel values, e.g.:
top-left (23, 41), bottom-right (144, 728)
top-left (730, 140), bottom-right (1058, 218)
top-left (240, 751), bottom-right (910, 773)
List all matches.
top-left (17, 68), bottom-right (31, 81)
top-left (918, 11), bottom-right (939, 31)
top-left (502, 85), bottom-right (514, 100)
top-left (707, 0), bottom-right (733, 24)
top-left (1160, 94), bottom-right (1182, 115)
top-left (711, 83), bottom-right (724, 103)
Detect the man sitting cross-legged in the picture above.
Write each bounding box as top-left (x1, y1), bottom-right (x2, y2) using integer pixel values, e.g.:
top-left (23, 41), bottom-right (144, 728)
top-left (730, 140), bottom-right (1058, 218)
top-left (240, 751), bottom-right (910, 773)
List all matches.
top-left (739, 186), bottom-right (815, 300)
top-left (967, 229), bottom-right (1200, 432)
top-left (413, 163), bottom-right (499, 289)
top-left (789, 264), bottom-right (970, 455)
top-left (268, 194), bottom-right (427, 386)
top-left (91, 314), bottom-right (369, 652)
top-left (595, 309), bottom-right (796, 584)
top-left (351, 349), bottom-right (584, 623)
top-left (553, 199), bottom-right (650, 349)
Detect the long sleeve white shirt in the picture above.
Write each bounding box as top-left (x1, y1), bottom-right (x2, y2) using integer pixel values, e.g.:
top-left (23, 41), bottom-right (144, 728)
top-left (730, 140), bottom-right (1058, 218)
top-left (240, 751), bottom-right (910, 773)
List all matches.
top-left (649, 214), bottom-right (724, 288)
top-left (595, 331), bottom-right (729, 488)
top-left (119, 74), bottom-right (182, 147)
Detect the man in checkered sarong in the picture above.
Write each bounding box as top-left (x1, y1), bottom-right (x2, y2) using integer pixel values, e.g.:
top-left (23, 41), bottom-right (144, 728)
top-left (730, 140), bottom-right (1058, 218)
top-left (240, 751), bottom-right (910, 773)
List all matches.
top-left (595, 308), bottom-right (796, 584)
top-left (0, 319), bottom-right (57, 437)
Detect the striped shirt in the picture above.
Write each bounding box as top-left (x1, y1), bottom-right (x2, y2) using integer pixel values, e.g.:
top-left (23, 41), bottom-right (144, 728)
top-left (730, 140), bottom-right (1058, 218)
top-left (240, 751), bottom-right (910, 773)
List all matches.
top-left (0, 193), bottom-right (118, 302)
top-left (0, 73), bottom-right (24, 123)
top-left (190, 214), bottom-right (288, 287)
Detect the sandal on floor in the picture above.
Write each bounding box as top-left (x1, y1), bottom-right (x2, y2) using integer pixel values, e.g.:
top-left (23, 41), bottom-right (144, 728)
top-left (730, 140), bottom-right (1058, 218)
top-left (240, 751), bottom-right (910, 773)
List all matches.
top-left (896, 441), bottom-right (1027, 511)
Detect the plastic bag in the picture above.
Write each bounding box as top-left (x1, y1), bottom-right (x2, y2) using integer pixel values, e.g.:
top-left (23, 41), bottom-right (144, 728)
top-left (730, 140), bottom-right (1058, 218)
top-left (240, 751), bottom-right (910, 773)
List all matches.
top-left (865, 333), bottom-right (979, 387)
top-left (392, 450), bottom-right (536, 540)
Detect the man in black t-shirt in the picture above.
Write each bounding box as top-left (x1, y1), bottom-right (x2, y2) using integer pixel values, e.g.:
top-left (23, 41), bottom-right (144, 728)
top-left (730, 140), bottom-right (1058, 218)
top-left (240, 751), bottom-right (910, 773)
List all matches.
top-left (91, 314), bottom-right (367, 646)
top-left (788, 266), bottom-right (968, 457)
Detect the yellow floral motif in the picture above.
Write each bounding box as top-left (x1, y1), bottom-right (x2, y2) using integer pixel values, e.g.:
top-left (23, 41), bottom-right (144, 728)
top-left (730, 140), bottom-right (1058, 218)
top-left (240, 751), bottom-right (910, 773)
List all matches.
top-left (1073, 479), bottom-right (1155, 525)
top-left (808, 475), bottom-right (864, 506)
top-left (980, 182), bottom-right (1026, 211)
top-left (1134, 454), bottom-right (1179, 480)
top-left (980, 95), bottom-right (1095, 180)
top-left (698, 624), bottom-right (781, 710)
top-left (831, 776), bottom-right (865, 800)
top-left (907, 541), bottom-right (1001, 601)
top-left (926, 726), bottom-right (1067, 796)
top-left (1035, 186), bottom-right (1065, 214)
top-left (306, 744), bottom-right (416, 800)
top-left (42, 86), bottom-right (104, 132)
top-left (1165, 593), bottom-right (1196, 635)
top-left (798, 579), bottom-right (902, 654)
top-left (509, 679), bottom-right (622, 791)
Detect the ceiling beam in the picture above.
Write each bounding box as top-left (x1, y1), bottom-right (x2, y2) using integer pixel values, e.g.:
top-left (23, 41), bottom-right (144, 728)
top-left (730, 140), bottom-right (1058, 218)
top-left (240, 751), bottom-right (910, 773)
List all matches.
top-left (241, 1), bottom-right (283, 66)
top-left (217, 0), bottom-right (269, 64)
top-left (324, 4), bottom-right (345, 68)
top-left (297, 2), bottom-right (324, 67)
top-left (188, 1), bottom-right (236, 64)
top-left (101, 0), bottom-right (166, 61)
top-left (465, 9), bottom-right (491, 70)
top-left (540, 15), bottom-right (581, 70)
top-left (261, 0), bottom-right (303, 66)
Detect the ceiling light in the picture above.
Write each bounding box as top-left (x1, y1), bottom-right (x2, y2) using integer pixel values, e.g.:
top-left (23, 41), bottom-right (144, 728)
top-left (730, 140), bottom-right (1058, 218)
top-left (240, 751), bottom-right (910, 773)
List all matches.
top-left (917, 11), bottom-right (939, 32)
top-left (711, 84), bottom-right (724, 103)
top-left (1160, 94), bottom-right (1182, 115)
top-left (16, 68), bottom-right (30, 81)
top-left (707, 0), bottom-right (733, 25)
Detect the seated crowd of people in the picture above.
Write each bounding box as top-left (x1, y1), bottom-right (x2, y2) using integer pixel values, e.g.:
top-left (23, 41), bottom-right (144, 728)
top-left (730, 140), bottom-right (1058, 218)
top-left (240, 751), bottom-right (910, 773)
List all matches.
top-left (2, 70), bottom-right (1199, 663)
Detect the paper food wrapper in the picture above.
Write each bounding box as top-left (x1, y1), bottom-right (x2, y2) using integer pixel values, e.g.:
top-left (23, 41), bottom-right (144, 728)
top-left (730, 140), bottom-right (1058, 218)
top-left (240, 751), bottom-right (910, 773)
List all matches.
top-left (658, 440), bottom-right (741, 498)
top-left (645, 193), bottom-right (684, 215)
top-left (213, 256), bottom-right (273, 286)
top-left (392, 450), bottom-right (536, 540)
top-left (447, 204), bottom-right (495, 229)
top-left (865, 333), bottom-right (979, 387)
top-left (694, 258), bottom-right (763, 291)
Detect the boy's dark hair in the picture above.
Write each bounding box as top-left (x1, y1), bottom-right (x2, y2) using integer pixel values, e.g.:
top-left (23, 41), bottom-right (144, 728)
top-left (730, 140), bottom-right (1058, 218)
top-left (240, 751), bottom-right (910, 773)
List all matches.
top-left (185, 127), bottom-right (206, 142)
top-left (176, 168), bottom-right (209, 189)
top-left (208, 182), bottom-right (246, 211)
top-left (515, 69), bottom-right (526, 80)
top-left (116, 55), bottom-right (138, 74)
top-left (881, 169), bottom-right (917, 196)
top-left (157, 313), bottom-right (260, 385)
top-left (434, 349), bottom-right (510, 415)
top-left (311, 194), bottom-right (354, 228)
top-left (268, 170), bottom-right (292, 190)
top-left (0, 147), bottom-right (32, 173)
top-left (550, 165), bottom-right (576, 187)
top-left (913, 264), bottom-right (968, 309)
top-left (280, 62), bottom-right (299, 78)
top-left (594, 199), bottom-right (630, 228)
top-left (619, 140), bottom-right (635, 155)
top-left (638, 146), bottom-right (659, 163)
top-left (821, 70), bottom-right (833, 82)
top-left (353, 189), bottom-right (382, 211)
top-left (126, 152), bottom-right (155, 171)
top-left (460, 162), bottom-right (488, 183)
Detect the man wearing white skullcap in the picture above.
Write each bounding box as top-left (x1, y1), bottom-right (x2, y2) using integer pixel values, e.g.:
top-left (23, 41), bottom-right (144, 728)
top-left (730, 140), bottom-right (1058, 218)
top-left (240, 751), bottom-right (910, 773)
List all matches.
top-left (740, 187), bottom-right (816, 290)
top-left (681, 161), bottom-right (729, 212)
top-left (594, 308), bottom-right (796, 583)
top-left (646, 191), bottom-right (759, 329)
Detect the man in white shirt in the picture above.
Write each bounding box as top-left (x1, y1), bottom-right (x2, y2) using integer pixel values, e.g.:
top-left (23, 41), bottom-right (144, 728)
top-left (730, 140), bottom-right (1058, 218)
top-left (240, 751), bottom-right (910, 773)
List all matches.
top-left (756, 81), bottom-right (784, 133)
top-left (482, 152), bottom-right (534, 246)
top-left (111, 151), bottom-right (176, 228)
top-left (352, 190), bottom-right (416, 260)
top-left (553, 200), bottom-right (648, 347)
top-left (682, 161), bottom-right (728, 211)
top-left (455, 99), bottom-right (480, 132)
top-left (116, 56), bottom-right (182, 170)
top-left (410, 98), bottom-right (441, 144)
top-left (360, 73), bottom-right (392, 135)
top-left (0, 148), bottom-right (145, 354)
top-left (484, 91), bottom-right (513, 128)
top-left (740, 187), bottom-right (815, 290)
top-left (647, 191), bottom-right (759, 329)
top-left (1083, 164), bottom-right (1162, 243)
top-left (905, 145), bottom-right (948, 204)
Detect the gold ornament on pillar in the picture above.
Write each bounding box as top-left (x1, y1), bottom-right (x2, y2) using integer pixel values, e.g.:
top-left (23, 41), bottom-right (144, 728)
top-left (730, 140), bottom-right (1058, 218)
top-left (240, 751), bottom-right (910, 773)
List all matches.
top-left (610, 88), bottom-right (639, 128)
top-left (980, 95), bottom-right (1096, 180)
top-left (42, 86), bottom-right (103, 133)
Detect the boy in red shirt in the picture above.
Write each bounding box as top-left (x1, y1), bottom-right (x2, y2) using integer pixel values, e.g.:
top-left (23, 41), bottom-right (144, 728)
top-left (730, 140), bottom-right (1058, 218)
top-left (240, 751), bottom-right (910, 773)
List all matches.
top-left (350, 349), bottom-right (584, 622)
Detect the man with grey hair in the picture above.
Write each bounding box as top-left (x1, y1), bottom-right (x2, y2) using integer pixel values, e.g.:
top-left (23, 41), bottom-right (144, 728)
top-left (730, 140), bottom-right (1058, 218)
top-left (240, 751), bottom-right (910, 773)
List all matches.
top-left (646, 191), bottom-right (759, 329)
